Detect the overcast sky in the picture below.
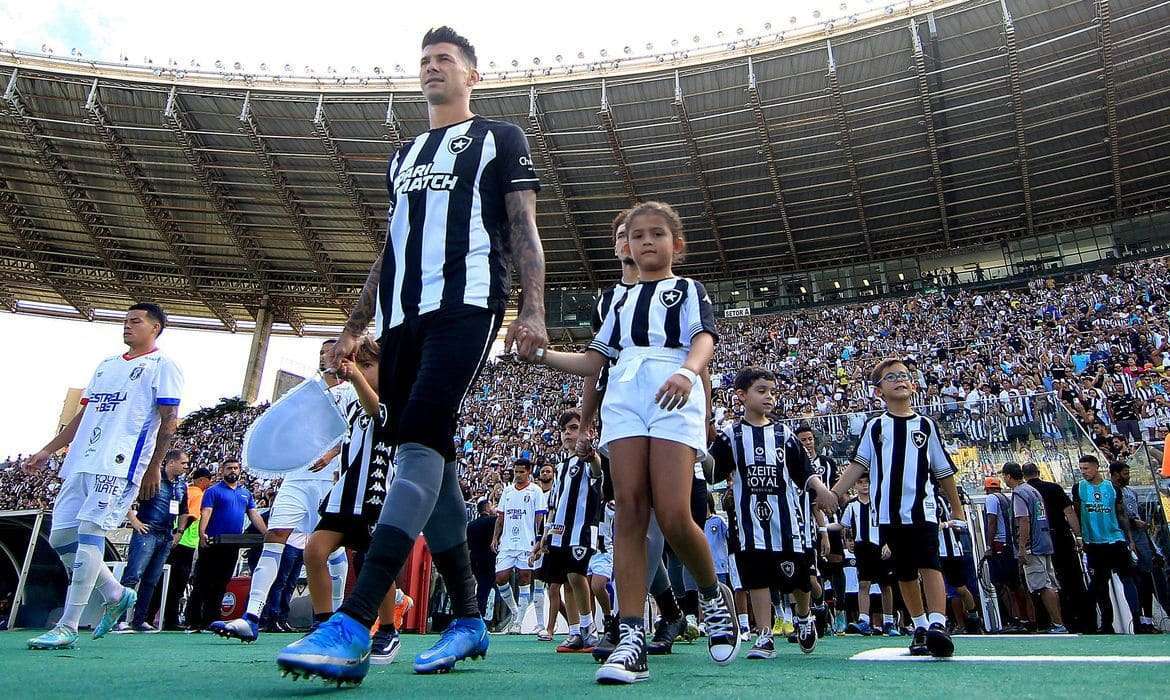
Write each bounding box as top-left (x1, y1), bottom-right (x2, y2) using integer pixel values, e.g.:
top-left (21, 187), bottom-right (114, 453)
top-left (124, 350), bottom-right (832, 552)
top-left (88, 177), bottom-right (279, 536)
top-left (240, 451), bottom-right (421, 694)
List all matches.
top-left (0, 0), bottom-right (854, 457)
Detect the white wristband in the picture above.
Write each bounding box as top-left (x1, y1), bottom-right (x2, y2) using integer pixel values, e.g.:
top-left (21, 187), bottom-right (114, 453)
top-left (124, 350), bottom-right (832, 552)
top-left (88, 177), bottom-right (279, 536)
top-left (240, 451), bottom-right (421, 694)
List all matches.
top-left (673, 367), bottom-right (699, 386)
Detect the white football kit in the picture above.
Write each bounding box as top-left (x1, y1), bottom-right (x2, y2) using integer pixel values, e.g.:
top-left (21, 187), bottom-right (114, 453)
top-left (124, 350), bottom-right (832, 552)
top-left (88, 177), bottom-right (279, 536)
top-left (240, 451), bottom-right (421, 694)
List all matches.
top-left (495, 482), bottom-right (546, 573)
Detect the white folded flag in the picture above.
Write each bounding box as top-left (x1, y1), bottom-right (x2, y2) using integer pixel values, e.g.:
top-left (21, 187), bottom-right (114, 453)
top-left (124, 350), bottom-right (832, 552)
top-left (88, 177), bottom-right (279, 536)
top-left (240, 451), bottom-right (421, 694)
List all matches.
top-left (243, 373), bottom-right (347, 477)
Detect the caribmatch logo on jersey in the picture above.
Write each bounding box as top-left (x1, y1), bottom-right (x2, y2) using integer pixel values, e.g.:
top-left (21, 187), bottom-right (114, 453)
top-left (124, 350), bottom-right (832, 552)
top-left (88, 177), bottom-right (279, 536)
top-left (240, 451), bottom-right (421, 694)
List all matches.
top-left (448, 134), bottom-right (473, 155)
top-left (911, 430), bottom-right (928, 449)
top-left (660, 288), bottom-right (683, 308)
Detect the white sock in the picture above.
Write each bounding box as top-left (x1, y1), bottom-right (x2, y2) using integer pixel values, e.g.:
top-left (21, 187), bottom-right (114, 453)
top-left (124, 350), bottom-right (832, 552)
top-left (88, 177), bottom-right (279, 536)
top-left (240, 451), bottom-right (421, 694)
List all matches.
top-left (912, 614), bottom-right (929, 630)
top-left (245, 543), bottom-right (284, 618)
top-left (517, 585), bottom-right (532, 623)
top-left (782, 605), bottom-right (794, 624)
top-left (533, 581), bottom-right (547, 629)
top-left (927, 612), bottom-right (946, 627)
top-left (326, 549), bottom-right (348, 612)
top-left (49, 527), bottom-right (79, 574)
top-left (884, 614), bottom-right (895, 626)
top-left (59, 536), bottom-right (109, 630)
top-left (580, 612), bottom-right (593, 633)
top-left (570, 623), bottom-right (581, 635)
top-left (502, 584), bottom-right (519, 615)
top-left (737, 613), bottom-right (749, 630)
top-left (485, 587), bottom-right (497, 618)
top-left (859, 613), bottom-right (870, 624)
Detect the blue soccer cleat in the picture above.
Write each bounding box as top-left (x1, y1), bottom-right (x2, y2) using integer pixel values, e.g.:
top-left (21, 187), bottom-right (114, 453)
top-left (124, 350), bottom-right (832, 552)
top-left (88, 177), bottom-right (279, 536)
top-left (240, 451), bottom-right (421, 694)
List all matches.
top-left (28, 624), bottom-right (79, 650)
top-left (413, 616), bottom-right (489, 674)
top-left (846, 619), bottom-right (873, 635)
top-left (93, 588), bottom-right (137, 639)
top-left (277, 612), bottom-right (371, 686)
top-left (883, 622), bottom-right (902, 637)
top-left (214, 614), bottom-right (260, 643)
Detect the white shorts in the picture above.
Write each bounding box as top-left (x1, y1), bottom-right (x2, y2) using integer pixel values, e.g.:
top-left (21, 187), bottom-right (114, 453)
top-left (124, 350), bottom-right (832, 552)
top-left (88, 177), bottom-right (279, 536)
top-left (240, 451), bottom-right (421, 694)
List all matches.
top-left (728, 551), bottom-right (744, 591)
top-left (269, 479), bottom-right (332, 532)
top-left (587, 551), bottom-right (613, 579)
top-left (496, 549), bottom-right (534, 573)
top-left (52, 471), bottom-right (140, 532)
top-left (600, 348), bottom-right (707, 457)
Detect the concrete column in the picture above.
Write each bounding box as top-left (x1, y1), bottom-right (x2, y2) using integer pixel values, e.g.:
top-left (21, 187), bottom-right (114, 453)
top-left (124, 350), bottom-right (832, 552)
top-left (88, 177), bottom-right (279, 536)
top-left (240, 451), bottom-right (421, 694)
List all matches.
top-left (242, 305), bottom-right (273, 404)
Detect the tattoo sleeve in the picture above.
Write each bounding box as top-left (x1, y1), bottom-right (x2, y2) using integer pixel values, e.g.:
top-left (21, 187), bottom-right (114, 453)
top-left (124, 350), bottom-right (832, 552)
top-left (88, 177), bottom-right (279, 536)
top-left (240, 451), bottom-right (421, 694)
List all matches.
top-left (146, 404), bottom-right (180, 472)
top-left (344, 238), bottom-right (387, 337)
top-left (505, 189), bottom-right (546, 318)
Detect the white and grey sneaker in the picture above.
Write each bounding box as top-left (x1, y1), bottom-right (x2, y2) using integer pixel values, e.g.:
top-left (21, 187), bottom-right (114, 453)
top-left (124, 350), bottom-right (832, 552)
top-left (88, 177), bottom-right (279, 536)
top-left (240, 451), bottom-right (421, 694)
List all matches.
top-left (700, 586), bottom-right (740, 665)
top-left (746, 633), bottom-right (776, 660)
top-left (110, 621), bottom-right (135, 634)
top-left (797, 615), bottom-right (818, 654)
top-left (595, 622), bottom-right (649, 685)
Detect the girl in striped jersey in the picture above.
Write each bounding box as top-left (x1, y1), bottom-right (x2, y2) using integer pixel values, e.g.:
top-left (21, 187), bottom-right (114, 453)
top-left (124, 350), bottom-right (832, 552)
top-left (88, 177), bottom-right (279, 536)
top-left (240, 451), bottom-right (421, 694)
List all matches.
top-left (520, 201), bottom-right (735, 684)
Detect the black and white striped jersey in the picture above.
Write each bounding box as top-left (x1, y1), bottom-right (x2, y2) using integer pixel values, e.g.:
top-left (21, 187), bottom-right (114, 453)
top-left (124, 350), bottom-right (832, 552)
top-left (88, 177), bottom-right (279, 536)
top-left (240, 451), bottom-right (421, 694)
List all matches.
top-left (323, 384), bottom-right (392, 518)
top-left (841, 497), bottom-right (880, 546)
top-left (801, 454), bottom-right (837, 550)
top-left (852, 412), bottom-right (957, 527)
top-left (710, 420), bottom-right (814, 554)
top-left (588, 276), bottom-right (718, 359)
top-left (375, 116), bottom-right (540, 334)
top-left (591, 282), bottom-right (633, 394)
top-left (937, 498), bottom-right (964, 558)
top-left (547, 456), bottom-right (598, 549)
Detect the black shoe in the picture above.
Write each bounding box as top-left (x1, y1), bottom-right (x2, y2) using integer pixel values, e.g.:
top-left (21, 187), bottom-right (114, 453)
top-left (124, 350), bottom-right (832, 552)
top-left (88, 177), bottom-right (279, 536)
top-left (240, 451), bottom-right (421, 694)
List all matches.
top-left (646, 616), bottom-right (686, 655)
top-left (925, 622), bottom-right (953, 658)
top-left (595, 622), bottom-right (649, 685)
top-left (964, 613), bottom-right (982, 635)
top-left (592, 614), bottom-right (620, 662)
top-left (700, 585), bottom-right (740, 665)
top-left (787, 632), bottom-right (798, 644)
top-left (797, 617), bottom-right (818, 655)
top-left (909, 627), bottom-right (929, 656)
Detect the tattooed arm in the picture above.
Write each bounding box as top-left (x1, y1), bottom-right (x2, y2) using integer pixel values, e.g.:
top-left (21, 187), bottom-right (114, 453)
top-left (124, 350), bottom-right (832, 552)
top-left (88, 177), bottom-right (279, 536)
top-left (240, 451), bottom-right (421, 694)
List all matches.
top-left (139, 403), bottom-right (179, 500)
top-left (330, 237), bottom-right (387, 369)
top-left (503, 189), bottom-right (549, 357)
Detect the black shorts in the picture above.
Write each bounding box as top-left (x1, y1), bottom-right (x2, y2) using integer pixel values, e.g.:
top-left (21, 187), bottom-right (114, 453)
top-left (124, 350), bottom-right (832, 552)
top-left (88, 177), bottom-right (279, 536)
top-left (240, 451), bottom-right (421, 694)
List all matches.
top-left (689, 476), bottom-right (707, 527)
top-left (988, 551), bottom-right (1021, 588)
top-left (316, 512), bottom-right (378, 551)
top-left (1084, 541), bottom-right (1136, 577)
top-left (377, 303), bottom-right (503, 461)
top-left (941, 555), bottom-right (972, 589)
top-left (854, 542), bottom-right (897, 585)
top-left (734, 550), bottom-right (812, 593)
top-left (880, 524), bottom-right (941, 582)
top-left (540, 545), bottom-right (593, 584)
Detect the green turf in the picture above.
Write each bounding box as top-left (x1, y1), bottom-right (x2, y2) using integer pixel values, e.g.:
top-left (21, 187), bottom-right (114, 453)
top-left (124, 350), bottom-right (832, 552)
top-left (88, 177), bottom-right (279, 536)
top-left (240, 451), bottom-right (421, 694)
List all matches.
top-left (2, 630), bottom-right (1168, 698)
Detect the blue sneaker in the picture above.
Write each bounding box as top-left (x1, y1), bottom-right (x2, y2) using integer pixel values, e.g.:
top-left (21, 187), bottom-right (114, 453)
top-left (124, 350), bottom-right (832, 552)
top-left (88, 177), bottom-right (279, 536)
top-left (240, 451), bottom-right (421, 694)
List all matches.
top-left (883, 622), bottom-right (902, 637)
top-left (413, 616), bottom-right (489, 674)
top-left (845, 619), bottom-right (873, 635)
top-left (28, 624), bottom-right (79, 650)
top-left (277, 613), bottom-right (371, 686)
top-left (93, 588), bottom-right (137, 639)
top-left (214, 614), bottom-right (260, 642)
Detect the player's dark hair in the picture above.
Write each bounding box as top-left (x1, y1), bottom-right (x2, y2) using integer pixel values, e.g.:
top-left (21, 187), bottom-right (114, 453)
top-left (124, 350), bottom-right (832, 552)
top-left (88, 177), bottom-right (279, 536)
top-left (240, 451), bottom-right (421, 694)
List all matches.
top-left (612, 209), bottom-right (630, 241)
top-left (163, 449), bottom-right (185, 465)
top-left (1078, 454), bottom-right (1100, 465)
top-left (1021, 462), bottom-right (1040, 478)
top-left (1108, 461), bottom-right (1129, 476)
top-left (221, 458), bottom-right (241, 467)
top-left (129, 302), bottom-right (167, 335)
top-left (1001, 462), bottom-right (1024, 481)
top-left (733, 366), bottom-right (775, 392)
top-left (625, 201), bottom-right (687, 264)
top-left (422, 26), bottom-right (477, 68)
top-left (870, 358), bottom-right (908, 386)
top-left (795, 423), bottom-right (814, 437)
top-left (513, 458), bottom-right (532, 471)
top-left (558, 409), bottom-right (581, 430)
top-left (321, 339), bottom-right (337, 346)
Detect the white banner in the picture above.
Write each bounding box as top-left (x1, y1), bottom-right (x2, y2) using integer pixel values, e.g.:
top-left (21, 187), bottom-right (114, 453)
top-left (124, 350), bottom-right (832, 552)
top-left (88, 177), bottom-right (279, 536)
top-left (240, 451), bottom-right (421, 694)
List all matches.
top-left (723, 307), bottom-right (751, 318)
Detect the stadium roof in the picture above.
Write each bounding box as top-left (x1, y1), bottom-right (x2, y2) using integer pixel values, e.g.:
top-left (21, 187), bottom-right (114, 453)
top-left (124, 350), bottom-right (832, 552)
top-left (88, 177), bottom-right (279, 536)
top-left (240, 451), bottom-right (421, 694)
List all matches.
top-left (1, 0), bottom-right (1168, 334)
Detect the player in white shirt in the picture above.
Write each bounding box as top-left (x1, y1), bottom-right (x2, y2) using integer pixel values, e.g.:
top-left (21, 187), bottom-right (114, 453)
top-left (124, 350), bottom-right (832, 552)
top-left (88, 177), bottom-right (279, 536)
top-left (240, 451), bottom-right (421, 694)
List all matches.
top-left (492, 459), bottom-right (546, 633)
top-left (26, 304), bottom-right (184, 651)
top-left (215, 340), bottom-right (347, 642)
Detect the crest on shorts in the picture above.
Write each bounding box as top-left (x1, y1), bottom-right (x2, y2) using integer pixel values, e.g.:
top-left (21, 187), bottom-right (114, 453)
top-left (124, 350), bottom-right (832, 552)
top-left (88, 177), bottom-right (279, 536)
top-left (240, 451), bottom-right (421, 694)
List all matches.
top-left (780, 560), bottom-right (795, 578)
top-left (130, 365), bottom-right (144, 380)
top-left (448, 134), bottom-right (473, 155)
top-left (572, 546), bottom-right (587, 561)
top-left (754, 501), bottom-right (773, 522)
top-left (660, 289), bottom-right (683, 308)
top-left (911, 430), bottom-right (928, 449)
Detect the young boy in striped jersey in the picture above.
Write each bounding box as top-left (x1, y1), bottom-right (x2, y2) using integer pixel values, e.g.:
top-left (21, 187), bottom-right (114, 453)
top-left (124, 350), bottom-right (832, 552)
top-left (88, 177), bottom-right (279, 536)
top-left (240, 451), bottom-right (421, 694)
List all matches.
top-left (709, 367), bottom-right (836, 657)
top-left (831, 358), bottom-right (965, 658)
top-left (840, 474), bottom-right (899, 636)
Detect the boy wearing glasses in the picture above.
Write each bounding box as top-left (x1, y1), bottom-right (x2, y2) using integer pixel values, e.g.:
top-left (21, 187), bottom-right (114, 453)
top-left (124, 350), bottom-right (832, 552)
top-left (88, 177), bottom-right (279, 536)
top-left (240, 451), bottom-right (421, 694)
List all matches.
top-left (830, 358), bottom-right (965, 658)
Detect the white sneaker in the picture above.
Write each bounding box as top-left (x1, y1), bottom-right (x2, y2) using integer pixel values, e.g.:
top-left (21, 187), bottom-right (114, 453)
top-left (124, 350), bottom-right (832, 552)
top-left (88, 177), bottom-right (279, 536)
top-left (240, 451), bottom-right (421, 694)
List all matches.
top-left (133, 622), bottom-right (158, 634)
top-left (111, 621), bottom-right (135, 635)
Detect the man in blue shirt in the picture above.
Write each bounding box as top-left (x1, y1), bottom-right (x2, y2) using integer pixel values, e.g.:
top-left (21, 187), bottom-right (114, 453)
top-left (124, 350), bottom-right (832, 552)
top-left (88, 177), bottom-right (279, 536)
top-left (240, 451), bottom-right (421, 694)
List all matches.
top-left (1071, 456), bottom-right (1140, 633)
top-left (188, 460), bottom-right (266, 631)
top-left (112, 450), bottom-right (190, 632)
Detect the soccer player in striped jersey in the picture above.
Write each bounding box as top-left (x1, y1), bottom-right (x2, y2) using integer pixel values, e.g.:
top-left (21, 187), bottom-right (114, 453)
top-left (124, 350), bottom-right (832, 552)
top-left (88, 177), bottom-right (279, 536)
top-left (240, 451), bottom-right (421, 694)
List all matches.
top-left (709, 367), bottom-right (837, 658)
top-left (26, 304), bottom-right (183, 652)
top-left (536, 409), bottom-right (602, 652)
top-left (937, 499), bottom-right (982, 633)
top-left (840, 474), bottom-right (899, 636)
top-left (831, 358), bottom-right (966, 659)
top-left (522, 201), bottom-right (736, 684)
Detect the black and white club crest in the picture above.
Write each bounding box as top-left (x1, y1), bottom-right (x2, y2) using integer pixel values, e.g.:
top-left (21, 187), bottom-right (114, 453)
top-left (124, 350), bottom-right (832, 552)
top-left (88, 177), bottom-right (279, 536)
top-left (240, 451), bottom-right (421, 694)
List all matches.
top-left (911, 430), bottom-right (928, 449)
top-left (780, 560), bottom-right (795, 577)
top-left (448, 134), bottom-right (473, 155)
top-left (660, 288), bottom-right (683, 308)
top-left (572, 546), bottom-right (587, 561)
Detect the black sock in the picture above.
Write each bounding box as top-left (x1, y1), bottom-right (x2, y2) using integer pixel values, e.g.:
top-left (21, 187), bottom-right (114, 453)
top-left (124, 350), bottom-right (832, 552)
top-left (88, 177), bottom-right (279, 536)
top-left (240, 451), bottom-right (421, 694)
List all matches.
top-left (313, 612), bottom-right (331, 624)
top-left (339, 525), bottom-right (414, 628)
top-left (432, 542), bottom-right (480, 618)
top-left (698, 583), bottom-right (719, 601)
top-left (685, 589), bottom-right (702, 615)
top-left (378, 622), bottom-right (397, 635)
top-left (655, 589), bottom-right (682, 621)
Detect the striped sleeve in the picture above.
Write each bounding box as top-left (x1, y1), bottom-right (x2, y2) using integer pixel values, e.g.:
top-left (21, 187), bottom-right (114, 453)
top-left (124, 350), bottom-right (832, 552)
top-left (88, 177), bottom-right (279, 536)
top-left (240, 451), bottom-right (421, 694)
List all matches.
top-left (588, 300), bottom-right (620, 359)
top-left (852, 417), bottom-right (877, 468)
top-left (924, 417), bottom-right (957, 479)
top-left (683, 279), bottom-right (719, 344)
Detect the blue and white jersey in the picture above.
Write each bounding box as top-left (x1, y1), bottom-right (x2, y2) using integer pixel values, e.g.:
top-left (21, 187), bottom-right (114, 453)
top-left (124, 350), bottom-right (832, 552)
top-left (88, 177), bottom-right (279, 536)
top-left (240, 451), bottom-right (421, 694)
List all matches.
top-left (497, 482), bottom-right (546, 551)
top-left (63, 349), bottom-right (184, 485)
